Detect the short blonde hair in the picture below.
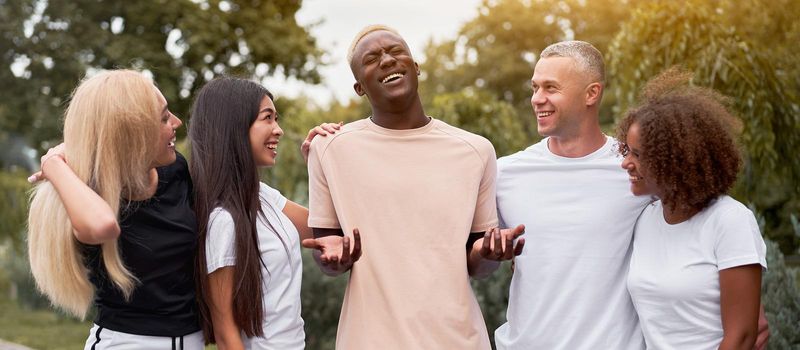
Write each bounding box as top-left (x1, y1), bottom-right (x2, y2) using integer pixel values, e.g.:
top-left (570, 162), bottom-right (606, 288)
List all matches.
top-left (540, 40), bottom-right (605, 84)
top-left (347, 24), bottom-right (402, 65)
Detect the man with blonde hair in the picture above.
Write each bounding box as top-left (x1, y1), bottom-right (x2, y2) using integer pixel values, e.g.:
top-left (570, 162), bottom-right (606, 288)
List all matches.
top-left (494, 40), bottom-right (649, 349)
top-left (303, 25), bottom-right (524, 349)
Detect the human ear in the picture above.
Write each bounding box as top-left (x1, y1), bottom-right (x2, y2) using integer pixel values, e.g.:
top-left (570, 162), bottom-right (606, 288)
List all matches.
top-left (586, 82), bottom-right (602, 107)
top-left (353, 82), bottom-right (366, 96)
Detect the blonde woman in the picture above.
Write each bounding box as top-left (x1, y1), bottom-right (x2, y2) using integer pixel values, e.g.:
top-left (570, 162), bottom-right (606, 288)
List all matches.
top-left (27, 70), bottom-right (202, 349)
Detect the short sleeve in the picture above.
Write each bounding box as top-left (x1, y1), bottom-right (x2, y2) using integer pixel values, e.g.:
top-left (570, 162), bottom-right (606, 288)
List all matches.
top-left (205, 209), bottom-right (237, 273)
top-left (714, 205), bottom-right (767, 271)
top-left (259, 182), bottom-right (287, 211)
top-left (471, 142), bottom-right (499, 232)
top-left (307, 140), bottom-right (341, 229)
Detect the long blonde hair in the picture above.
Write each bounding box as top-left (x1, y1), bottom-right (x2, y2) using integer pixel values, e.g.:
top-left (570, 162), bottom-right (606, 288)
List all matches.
top-left (27, 70), bottom-right (161, 318)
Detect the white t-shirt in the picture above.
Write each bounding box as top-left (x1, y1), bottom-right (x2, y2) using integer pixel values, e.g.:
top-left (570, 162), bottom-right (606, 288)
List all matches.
top-left (494, 136), bottom-right (650, 350)
top-left (205, 182), bottom-right (305, 350)
top-left (627, 196), bottom-right (767, 350)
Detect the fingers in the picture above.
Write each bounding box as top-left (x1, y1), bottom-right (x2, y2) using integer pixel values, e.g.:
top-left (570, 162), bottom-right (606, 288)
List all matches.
top-left (513, 237), bottom-right (525, 256)
top-left (320, 122), bottom-right (342, 134)
top-left (27, 171), bottom-right (43, 184)
top-left (492, 227), bottom-right (502, 257)
top-left (340, 236), bottom-right (351, 265)
top-left (479, 231), bottom-right (492, 257)
top-left (301, 238), bottom-right (322, 250)
top-left (503, 229), bottom-right (515, 260)
top-left (511, 224), bottom-right (525, 239)
top-left (351, 228), bottom-right (362, 261)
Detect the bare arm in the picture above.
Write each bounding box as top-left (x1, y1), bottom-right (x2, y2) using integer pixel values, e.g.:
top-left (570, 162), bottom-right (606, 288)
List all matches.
top-left (282, 200), bottom-right (312, 241)
top-left (719, 264), bottom-right (762, 350)
top-left (207, 267), bottom-right (245, 350)
top-left (467, 225), bottom-right (525, 279)
top-left (39, 145), bottom-right (120, 245)
top-left (302, 228), bottom-right (361, 277)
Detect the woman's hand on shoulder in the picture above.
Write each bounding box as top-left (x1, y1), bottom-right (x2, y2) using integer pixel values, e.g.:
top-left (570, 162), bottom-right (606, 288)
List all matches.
top-left (301, 122), bottom-right (342, 163)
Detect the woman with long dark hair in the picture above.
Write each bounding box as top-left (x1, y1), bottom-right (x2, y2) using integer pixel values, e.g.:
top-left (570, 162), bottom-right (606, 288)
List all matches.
top-left (617, 69), bottom-right (766, 350)
top-left (189, 77), bottom-right (358, 349)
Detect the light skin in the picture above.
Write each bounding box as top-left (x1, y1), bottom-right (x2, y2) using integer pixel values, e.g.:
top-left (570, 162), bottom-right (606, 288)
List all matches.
top-left (530, 56), bottom-right (605, 157)
top-left (306, 29), bottom-right (523, 279)
top-left (621, 122), bottom-right (762, 350)
top-left (206, 95), bottom-right (345, 349)
top-left (36, 84), bottom-right (180, 245)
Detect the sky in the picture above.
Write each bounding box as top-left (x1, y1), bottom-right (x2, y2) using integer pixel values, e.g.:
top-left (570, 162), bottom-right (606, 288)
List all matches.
top-left (264, 0), bottom-right (483, 106)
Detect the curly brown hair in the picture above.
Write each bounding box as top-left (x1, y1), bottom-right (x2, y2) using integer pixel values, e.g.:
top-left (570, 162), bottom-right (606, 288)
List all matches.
top-left (616, 68), bottom-right (743, 214)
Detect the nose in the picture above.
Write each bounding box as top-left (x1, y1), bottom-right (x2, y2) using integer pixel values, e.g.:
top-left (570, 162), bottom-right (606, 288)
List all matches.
top-left (171, 114), bottom-right (183, 129)
top-left (531, 89), bottom-right (546, 107)
top-left (621, 155), bottom-right (632, 170)
top-left (273, 123), bottom-right (284, 137)
top-left (379, 51), bottom-right (397, 69)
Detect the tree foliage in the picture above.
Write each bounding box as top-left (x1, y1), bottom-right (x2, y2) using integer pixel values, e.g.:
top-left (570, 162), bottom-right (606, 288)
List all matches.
top-left (607, 0), bottom-right (800, 252)
top-left (420, 0), bottom-right (639, 135)
top-left (0, 0), bottom-right (322, 149)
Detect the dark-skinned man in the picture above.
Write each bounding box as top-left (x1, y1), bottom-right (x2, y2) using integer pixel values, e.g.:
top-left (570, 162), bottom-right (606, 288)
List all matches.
top-left (301, 24), bottom-right (524, 350)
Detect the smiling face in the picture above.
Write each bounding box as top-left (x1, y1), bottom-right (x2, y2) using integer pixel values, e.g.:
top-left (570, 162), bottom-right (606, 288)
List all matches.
top-left (152, 86), bottom-right (182, 167)
top-left (620, 122), bottom-right (658, 197)
top-left (248, 95), bottom-right (283, 167)
top-left (530, 57), bottom-right (591, 139)
top-left (350, 30), bottom-right (420, 110)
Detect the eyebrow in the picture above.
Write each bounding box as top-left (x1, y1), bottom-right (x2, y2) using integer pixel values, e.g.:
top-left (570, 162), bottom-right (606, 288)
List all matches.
top-left (161, 105), bottom-right (169, 115)
top-left (532, 79), bottom-right (560, 86)
top-left (260, 107), bottom-right (275, 114)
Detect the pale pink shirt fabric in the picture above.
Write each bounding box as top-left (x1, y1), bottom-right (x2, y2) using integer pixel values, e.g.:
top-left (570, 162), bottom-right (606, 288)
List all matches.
top-left (308, 117), bottom-right (498, 350)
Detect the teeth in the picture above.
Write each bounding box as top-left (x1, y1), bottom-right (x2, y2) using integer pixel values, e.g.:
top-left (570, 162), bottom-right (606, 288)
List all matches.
top-left (537, 111), bottom-right (553, 117)
top-left (168, 141), bottom-right (175, 147)
top-left (381, 73), bottom-right (403, 83)
top-left (266, 143), bottom-right (278, 150)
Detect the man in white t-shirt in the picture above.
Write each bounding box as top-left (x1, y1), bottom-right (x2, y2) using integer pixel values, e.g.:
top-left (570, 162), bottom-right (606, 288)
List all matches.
top-left (493, 41), bottom-right (767, 349)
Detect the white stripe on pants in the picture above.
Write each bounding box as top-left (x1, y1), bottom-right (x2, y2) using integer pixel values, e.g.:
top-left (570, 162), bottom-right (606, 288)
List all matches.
top-left (83, 324), bottom-right (204, 350)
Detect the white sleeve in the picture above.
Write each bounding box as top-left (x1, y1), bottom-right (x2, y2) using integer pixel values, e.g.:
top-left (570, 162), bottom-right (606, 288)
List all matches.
top-left (259, 182), bottom-right (287, 211)
top-left (205, 209), bottom-right (237, 274)
top-left (714, 205), bottom-right (767, 271)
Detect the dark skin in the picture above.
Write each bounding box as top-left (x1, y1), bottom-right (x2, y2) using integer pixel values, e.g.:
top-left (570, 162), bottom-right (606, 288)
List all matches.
top-left (303, 29), bottom-right (525, 277)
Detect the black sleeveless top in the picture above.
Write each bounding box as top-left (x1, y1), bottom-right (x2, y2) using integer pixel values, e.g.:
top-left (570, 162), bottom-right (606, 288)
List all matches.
top-left (83, 153), bottom-right (199, 336)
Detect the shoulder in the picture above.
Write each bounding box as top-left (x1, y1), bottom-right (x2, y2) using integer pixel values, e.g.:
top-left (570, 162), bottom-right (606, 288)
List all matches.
top-left (208, 207), bottom-right (234, 230)
top-left (258, 182), bottom-right (287, 209)
top-left (497, 139), bottom-right (546, 169)
top-left (432, 119), bottom-right (496, 158)
top-left (705, 196), bottom-right (755, 223)
top-left (309, 118), bottom-right (370, 156)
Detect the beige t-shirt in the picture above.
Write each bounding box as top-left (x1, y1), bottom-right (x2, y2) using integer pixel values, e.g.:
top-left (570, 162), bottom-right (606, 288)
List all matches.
top-left (308, 117), bottom-right (498, 350)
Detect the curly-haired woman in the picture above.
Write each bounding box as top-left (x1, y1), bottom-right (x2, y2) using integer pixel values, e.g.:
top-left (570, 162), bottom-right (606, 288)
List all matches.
top-left (617, 69), bottom-right (766, 350)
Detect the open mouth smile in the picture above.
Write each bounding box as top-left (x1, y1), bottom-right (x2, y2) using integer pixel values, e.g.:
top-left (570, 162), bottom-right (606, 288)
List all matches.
top-left (381, 72), bottom-right (405, 84)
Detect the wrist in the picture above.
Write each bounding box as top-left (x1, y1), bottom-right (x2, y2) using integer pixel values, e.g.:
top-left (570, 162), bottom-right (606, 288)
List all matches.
top-left (41, 153), bottom-right (66, 174)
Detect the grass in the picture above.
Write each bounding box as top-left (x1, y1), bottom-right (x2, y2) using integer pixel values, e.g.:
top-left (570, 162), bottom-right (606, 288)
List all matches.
top-left (0, 297), bottom-right (91, 350)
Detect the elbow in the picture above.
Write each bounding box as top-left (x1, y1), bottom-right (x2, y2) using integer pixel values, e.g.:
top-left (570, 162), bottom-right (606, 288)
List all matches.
top-left (74, 215), bottom-right (120, 244)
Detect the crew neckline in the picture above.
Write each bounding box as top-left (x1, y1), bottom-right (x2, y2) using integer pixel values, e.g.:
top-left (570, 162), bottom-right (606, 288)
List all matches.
top-left (366, 116), bottom-right (436, 136)
top-left (541, 135), bottom-right (613, 162)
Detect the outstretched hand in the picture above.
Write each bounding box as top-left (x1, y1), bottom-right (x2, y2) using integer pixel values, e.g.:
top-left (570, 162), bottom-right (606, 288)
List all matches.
top-left (302, 228), bottom-right (362, 275)
top-left (301, 122), bottom-right (342, 163)
top-left (479, 225), bottom-right (525, 261)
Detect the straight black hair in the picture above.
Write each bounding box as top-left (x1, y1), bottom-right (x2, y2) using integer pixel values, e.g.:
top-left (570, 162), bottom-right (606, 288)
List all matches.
top-left (189, 77), bottom-right (278, 343)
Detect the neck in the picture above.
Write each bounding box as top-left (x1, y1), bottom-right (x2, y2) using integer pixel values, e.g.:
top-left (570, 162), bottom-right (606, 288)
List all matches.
top-left (547, 124), bottom-right (606, 158)
top-left (661, 202), bottom-right (698, 225)
top-left (370, 96), bottom-right (428, 130)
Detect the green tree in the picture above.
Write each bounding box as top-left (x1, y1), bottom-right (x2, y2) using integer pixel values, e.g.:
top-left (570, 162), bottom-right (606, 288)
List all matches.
top-left (607, 0), bottom-right (800, 252)
top-left (0, 0), bottom-right (323, 149)
top-left (427, 88), bottom-right (528, 157)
